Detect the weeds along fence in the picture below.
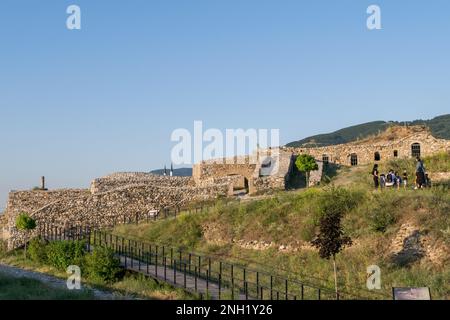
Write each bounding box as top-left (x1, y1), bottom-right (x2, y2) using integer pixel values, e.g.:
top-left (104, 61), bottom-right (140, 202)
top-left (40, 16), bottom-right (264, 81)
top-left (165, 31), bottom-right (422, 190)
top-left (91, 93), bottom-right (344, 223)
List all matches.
top-left (37, 223), bottom-right (366, 300)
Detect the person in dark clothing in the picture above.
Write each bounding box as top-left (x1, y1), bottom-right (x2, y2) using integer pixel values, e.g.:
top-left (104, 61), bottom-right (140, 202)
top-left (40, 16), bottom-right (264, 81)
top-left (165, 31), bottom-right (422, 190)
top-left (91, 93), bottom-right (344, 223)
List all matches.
top-left (372, 164), bottom-right (379, 189)
top-left (415, 157), bottom-right (426, 189)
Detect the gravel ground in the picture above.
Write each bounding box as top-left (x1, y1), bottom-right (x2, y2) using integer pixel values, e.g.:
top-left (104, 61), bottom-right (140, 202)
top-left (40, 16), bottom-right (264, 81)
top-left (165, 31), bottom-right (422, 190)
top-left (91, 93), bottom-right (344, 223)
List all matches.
top-left (0, 263), bottom-right (122, 300)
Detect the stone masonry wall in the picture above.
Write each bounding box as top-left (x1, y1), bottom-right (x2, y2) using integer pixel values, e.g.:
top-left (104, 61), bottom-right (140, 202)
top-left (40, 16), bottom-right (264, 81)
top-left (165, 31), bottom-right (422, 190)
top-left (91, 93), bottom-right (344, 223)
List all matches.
top-left (4, 182), bottom-right (228, 249)
top-left (90, 172), bottom-right (195, 194)
top-left (284, 126), bottom-right (450, 166)
top-left (193, 150), bottom-right (295, 194)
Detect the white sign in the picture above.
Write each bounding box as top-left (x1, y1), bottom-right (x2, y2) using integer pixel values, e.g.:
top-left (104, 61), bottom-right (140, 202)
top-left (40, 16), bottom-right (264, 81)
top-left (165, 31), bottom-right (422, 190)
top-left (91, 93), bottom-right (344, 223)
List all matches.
top-left (393, 287), bottom-right (431, 300)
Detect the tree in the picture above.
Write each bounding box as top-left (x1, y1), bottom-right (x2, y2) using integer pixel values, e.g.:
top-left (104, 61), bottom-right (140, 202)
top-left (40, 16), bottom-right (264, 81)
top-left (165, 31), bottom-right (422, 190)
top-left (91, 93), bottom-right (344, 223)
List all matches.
top-left (295, 154), bottom-right (319, 187)
top-left (15, 213), bottom-right (37, 258)
top-left (311, 209), bottom-right (352, 299)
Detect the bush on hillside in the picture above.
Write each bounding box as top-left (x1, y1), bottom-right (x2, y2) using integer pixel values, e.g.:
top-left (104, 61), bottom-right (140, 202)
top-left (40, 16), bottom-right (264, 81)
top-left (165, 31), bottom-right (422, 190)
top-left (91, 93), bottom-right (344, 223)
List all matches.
top-left (367, 193), bottom-right (399, 233)
top-left (318, 187), bottom-right (364, 216)
top-left (28, 238), bottom-right (49, 263)
top-left (84, 246), bottom-right (122, 283)
top-left (0, 240), bottom-right (7, 258)
top-left (46, 240), bottom-right (86, 270)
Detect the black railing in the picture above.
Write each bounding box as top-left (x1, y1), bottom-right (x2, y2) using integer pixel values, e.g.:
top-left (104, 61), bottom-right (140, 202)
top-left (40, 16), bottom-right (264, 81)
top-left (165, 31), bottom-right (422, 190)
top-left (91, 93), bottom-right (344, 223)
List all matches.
top-left (37, 223), bottom-right (370, 300)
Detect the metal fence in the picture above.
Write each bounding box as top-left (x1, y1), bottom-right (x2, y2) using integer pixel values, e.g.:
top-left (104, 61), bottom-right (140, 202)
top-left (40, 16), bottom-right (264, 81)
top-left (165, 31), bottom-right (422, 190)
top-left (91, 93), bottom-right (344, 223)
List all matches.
top-left (37, 222), bottom-right (371, 300)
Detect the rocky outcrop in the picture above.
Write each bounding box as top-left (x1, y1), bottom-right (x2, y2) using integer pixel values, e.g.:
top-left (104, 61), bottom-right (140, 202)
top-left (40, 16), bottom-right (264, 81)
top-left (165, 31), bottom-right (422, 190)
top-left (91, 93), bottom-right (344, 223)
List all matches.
top-left (389, 222), bottom-right (449, 267)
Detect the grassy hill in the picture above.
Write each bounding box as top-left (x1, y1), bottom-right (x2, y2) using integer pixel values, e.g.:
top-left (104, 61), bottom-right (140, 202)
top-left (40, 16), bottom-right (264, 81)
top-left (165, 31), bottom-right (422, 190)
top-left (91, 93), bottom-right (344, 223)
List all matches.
top-left (286, 114), bottom-right (450, 147)
top-left (111, 153), bottom-right (450, 299)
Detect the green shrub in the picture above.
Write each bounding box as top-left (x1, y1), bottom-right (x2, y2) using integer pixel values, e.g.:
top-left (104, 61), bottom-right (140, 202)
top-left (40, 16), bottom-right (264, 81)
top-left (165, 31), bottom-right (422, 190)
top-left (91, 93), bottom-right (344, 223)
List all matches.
top-left (318, 187), bottom-right (364, 216)
top-left (15, 213), bottom-right (36, 231)
top-left (368, 207), bottom-right (397, 233)
top-left (84, 246), bottom-right (122, 283)
top-left (46, 240), bottom-right (86, 270)
top-left (0, 240), bottom-right (7, 258)
top-left (28, 238), bottom-right (48, 263)
top-left (299, 218), bottom-right (317, 242)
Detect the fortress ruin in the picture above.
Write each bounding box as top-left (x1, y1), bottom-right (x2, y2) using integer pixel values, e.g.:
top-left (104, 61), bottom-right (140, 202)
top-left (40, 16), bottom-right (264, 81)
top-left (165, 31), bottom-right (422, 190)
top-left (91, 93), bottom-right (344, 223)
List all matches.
top-left (1, 125), bottom-right (449, 249)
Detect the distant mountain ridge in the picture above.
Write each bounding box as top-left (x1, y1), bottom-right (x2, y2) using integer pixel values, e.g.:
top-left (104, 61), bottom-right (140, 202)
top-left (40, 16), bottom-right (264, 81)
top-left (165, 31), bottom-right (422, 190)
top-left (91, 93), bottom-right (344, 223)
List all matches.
top-left (286, 114), bottom-right (450, 148)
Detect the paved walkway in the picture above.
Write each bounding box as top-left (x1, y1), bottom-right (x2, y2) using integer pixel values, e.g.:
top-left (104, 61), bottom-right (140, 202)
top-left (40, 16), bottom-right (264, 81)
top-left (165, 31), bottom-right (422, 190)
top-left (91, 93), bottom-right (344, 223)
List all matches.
top-left (118, 255), bottom-right (250, 300)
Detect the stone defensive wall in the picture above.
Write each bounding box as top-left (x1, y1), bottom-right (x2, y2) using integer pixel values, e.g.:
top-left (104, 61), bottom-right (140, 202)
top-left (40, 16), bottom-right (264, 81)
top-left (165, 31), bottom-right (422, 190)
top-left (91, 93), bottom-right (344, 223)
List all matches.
top-left (192, 149), bottom-right (296, 195)
top-left (283, 126), bottom-right (450, 166)
top-left (90, 172), bottom-right (196, 194)
top-left (3, 174), bottom-right (229, 249)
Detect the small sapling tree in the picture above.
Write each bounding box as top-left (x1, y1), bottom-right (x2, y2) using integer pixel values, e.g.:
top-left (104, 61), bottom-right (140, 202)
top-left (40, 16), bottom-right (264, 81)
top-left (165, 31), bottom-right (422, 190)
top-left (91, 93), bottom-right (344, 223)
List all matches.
top-left (311, 208), bottom-right (352, 299)
top-left (295, 154), bottom-right (319, 187)
top-left (15, 213), bottom-right (37, 258)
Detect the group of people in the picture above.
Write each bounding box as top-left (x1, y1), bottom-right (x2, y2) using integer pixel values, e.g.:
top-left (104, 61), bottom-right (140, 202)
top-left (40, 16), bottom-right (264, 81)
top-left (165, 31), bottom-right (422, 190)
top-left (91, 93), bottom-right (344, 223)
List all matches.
top-left (371, 157), bottom-right (430, 190)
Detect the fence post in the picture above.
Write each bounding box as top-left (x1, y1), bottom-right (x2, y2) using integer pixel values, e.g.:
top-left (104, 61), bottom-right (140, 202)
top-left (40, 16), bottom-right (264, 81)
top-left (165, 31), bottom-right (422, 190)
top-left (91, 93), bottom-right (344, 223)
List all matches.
top-left (231, 265), bottom-right (234, 300)
top-left (130, 241), bottom-right (133, 268)
top-left (189, 254), bottom-right (192, 273)
top-left (163, 257), bottom-right (166, 280)
top-left (219, 273), bottom-right (222, 300)
top-left (138, 248), bottom-right (141, 271)
top-left (194, 266), bottom-right (198, 292)
top-left (285, 279), bottom-right (288, 300)
top-left (124, 240), bottom-right (128, 268)
top-left (206, 270), bottom-right (209, 297)
top-left (173, 259), bottom-right (176, 284)
top-left (301, 285), bottom-right (304, 300)
top-left (256, 271), bottom-right (259, 299)
top-left (184, 263), bottom-right (187, 289)
top-left (270, 276), bottom-right (273, 300)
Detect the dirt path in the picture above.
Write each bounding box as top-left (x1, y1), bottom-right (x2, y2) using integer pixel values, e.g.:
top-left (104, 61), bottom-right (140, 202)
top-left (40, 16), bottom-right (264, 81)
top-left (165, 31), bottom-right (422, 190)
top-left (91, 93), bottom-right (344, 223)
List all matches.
top-left (0, 263), bottom-right (121, 300)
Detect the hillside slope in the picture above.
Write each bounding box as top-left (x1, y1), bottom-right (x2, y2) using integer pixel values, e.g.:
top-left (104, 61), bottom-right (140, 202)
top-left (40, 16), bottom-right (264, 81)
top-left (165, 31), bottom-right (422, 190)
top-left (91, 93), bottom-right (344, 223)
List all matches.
top-left (287, 114), bottom-right (450, 147)
top-left (111, 154), bottom-right (450, 299)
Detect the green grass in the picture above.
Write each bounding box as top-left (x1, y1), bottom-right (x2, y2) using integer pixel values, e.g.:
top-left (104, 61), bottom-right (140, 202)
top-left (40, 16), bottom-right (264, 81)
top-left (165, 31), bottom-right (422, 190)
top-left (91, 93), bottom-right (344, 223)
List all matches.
top-left (0, 271), bottom-right (95, 300)
top-left (0, 248), bottom-right (197, 300)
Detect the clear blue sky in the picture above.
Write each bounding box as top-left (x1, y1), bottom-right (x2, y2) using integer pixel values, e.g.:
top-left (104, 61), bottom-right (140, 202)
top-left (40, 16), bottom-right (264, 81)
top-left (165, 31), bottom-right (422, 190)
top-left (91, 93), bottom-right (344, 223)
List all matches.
top-left (1, 0), bottom-right (450, 209)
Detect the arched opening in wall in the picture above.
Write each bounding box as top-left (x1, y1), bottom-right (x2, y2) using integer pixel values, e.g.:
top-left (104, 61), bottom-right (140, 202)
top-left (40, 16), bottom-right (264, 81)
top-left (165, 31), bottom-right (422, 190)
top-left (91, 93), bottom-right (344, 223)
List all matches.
top-left (411, 143), bottom-right (421, 158)
top-left (374, 152), bottom-right (381, 161)
top-left (322, 154), bottom-right (329, 165)
top-left (244, 177), bottom-right (249, 194)
top-left (228, 174), bottom-right (249, 195)
top-left (350, 153), bottom-right (358, 166)
top-left (393, 150), bottom-right (398, 158)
